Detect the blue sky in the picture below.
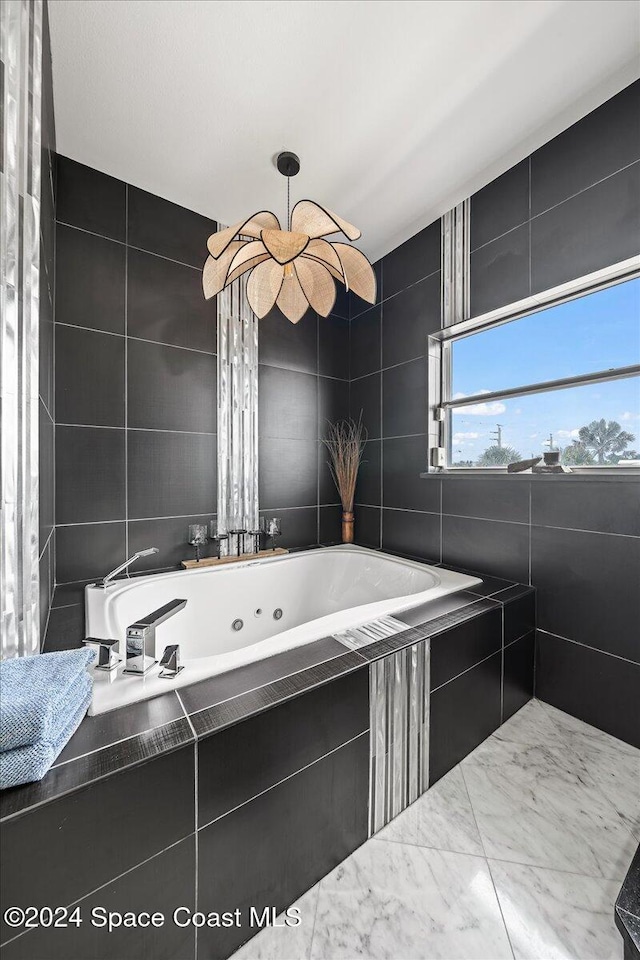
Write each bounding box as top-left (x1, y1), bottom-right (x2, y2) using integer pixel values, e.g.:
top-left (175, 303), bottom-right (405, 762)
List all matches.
top-left (450, 278), bottom-right (640, 461)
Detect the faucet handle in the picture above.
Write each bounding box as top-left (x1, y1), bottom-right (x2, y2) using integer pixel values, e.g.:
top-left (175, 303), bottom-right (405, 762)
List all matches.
top-left (84, 637), bottom-right (120, 672)
top-left (158, 644), bottom-right (183, 679)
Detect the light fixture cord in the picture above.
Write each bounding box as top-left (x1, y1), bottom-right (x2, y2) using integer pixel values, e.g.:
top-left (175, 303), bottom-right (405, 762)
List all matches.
top-left (287, 175), bottom-right (291, 230)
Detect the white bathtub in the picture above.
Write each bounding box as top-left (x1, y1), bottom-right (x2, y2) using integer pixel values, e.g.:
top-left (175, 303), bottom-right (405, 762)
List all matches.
top-left (85, 545), bottom-right (481, 715)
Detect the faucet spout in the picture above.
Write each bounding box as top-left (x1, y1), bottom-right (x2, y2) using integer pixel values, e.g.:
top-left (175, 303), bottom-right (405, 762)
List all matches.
top-left (97, 548), bottom-right (159, 588)
top-left (124, 598), bottom-right (187, 676)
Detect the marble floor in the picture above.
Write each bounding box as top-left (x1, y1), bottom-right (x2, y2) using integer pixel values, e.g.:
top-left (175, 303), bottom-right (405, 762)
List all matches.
top-left (231, 699), bottom-right (639, 960)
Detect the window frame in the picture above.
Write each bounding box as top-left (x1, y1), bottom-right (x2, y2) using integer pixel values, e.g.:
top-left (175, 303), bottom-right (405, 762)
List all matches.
top-left (428, 255), bottom-right (640, 474)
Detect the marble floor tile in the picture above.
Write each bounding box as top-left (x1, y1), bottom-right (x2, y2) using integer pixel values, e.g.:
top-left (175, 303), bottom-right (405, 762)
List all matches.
top-left (489, 859), bottom-right (622, 960)
top-left (536, 701), bottom-right (640, 840)
top-left (462, 736), bottom-right (637, 880)
top-left (375, 766), bottom-right (484, 856)
top-left (310, 840), bottom-right (513, 959)
top-left (231, 885), bottom-right (319, 960)
top-left (493, 699), bottom-right (571, 750)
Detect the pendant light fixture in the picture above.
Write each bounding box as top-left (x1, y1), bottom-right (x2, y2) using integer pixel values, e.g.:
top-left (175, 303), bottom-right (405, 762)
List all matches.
top-left (202, 152), bottom-right (376, 323)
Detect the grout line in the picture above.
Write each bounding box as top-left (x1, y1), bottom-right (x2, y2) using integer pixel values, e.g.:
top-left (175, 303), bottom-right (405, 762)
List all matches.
top-left (55, 321), bottom-right (218, 357)
top-left (528, 155), bottom-right (532, 297)
top-left (441, 511), bottom-right (529, 527)
top-left (439, 479), bottom-right (443, 563)
top-left (261, 503), bottom-right (339, 513)
top-left (453, 765), bottom-right (519, 959)
top-left (260, 358), bottom-right (348, 382)
top-left (185, 647), bottom-right (366, 722)
top-left (176, 690), bottom-right (198, 741)
top-left (40, 546), bottom-right (54, 653)
top-left (528, 483), bottom-right (532, 585)
top-left (38, 525), bottom-right (54, 562)
top-left (500, 602), bottom-right (505, 723)
top-left (533, 613), bottom-right (538, 697)
top-left (379, 312), bottom-right (384, 550)
top-left (0, 834), bottom-right (196, 950)
top-left (468, 157), bottom-right (640, 256)
top-left (55, 511), bottom-right (218, 529)
top-left (124, 183), bottom-right (129, 560)
top-left (537, 629), bottom-right (640, 666)
top-left (350, 354), bottom-right (427, 383)
top-left (55, 218), bottom-right (204, 271)
top-left (503, 629), bottom-right (535, 651)
top-left (431, 648), bottom-right (502, 694)
top-left (529, 522), bottom-right (639, 540)
top-left (0, 726), bottom-right (195, 824)
top-left (38, 393), bottom-right (54, 424)
top-left (176, 689), bottom-right (199, 954)
top-left (308, 880), bottom-right (322, 960)
top-left (486, 858), bottom-right (517, 960)
top-left (56, 423), bottom-right (217, 437)
top-left (316, 313), bottom-right (321, 547)
top-left (372, 832), bottom-right (635, 883)
top-left (52, 181), bottom-right (57, 599)
top-left (381, 505), bottom-right (441, 516)
top-left (365, 265), bottom-right (439, 310)
top-left (50, 713), bottom-right (188, 769)
top-left (128, 334), bottom-right (216, 357)
top-left (359, 432), bottom-right (428, 443)
top-left (197, 730), bottom-right (369, 833)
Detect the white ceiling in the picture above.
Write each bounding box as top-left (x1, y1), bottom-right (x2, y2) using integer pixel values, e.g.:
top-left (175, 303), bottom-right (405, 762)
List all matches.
top-left (48, 0), bottom-right (640, 262)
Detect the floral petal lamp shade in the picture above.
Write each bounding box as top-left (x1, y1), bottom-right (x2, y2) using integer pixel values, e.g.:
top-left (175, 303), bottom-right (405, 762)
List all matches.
top-left (202, 153), bottom-right (376, 323)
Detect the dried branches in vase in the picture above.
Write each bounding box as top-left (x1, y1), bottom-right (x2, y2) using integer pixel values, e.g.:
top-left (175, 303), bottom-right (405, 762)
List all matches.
top-left (322, 417), bottom-right (367, 544)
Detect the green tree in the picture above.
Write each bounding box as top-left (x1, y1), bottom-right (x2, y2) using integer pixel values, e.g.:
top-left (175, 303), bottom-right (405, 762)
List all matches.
top-left (577, 419), bottom-right (635, 464)
top-left (607, 449), bottom-right (640, 464)
top-left (476, 444), bottom-right (521, 466)
top-left (561, 442), bottom-right (594, 466)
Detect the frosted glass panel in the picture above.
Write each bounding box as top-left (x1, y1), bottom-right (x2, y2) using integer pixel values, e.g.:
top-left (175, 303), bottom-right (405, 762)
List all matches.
top-left (1, 0), bottom-right (42, 658)
top-left (217, 251), bottom-right (259, 555)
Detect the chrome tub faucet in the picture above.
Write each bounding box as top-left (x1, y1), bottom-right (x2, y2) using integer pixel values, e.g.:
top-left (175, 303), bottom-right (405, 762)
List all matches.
top-left (124, 598), bottom-right (187, 676)
top-left (97, 547), bottom-right (159, 588)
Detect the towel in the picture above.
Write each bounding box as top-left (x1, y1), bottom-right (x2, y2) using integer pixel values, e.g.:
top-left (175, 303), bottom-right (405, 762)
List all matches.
top-left (0, 672), bottom-right (93, 789)
top-left (0, 647), bottom-right (95, 752)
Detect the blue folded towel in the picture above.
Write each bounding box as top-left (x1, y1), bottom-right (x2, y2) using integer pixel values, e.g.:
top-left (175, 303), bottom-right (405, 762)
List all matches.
top-left (0, 648), bottom-right (95, 752)
top-left (0, 672), bottom-right (93, 789)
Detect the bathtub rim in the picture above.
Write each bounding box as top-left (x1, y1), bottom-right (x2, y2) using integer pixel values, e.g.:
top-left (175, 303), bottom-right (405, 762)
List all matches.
top-left (85, 545), bottom-right (482, 717)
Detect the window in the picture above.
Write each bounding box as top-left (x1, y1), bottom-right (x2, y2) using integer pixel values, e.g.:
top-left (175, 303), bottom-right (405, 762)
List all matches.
top-left (440, 273), bottom-right (640, 469)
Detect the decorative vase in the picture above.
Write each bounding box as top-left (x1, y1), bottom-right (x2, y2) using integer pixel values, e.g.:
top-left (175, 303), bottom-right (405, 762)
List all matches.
top-left (342, 510), bottom-right (354, 544)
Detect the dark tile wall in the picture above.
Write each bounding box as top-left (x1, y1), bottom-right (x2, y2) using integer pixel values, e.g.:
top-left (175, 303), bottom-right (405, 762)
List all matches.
top-left (258, 298), bottom-right (349, 551)
top-left (38, 1), bottom-right (56, 646)
top-left (350, 80), bottom-right (640, 746)
top-left (1, 665), bottom-right (369, 960)
top-left (470, 78), bottom-right (640, 312)
top-left (196, 669), bottom-right (369, 959)
top-left (429, 594), bottom-right (535, 784)
top-left (47, 155), bottom-right (349, 649)
top-left (46, 155), bottom-right (218, 650)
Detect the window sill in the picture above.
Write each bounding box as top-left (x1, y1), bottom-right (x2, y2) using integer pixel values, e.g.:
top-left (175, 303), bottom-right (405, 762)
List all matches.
top-left (420, 469), bottom-right (640, 482)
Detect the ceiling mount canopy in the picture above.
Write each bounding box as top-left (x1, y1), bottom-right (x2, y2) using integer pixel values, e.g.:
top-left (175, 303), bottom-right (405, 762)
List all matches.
top-left (203, 152), bottom-right (376, 324)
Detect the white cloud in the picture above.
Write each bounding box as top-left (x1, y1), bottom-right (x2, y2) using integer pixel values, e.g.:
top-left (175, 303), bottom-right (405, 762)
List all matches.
top-left (453, 432), bottom-right (479, 444)
top-left (556, 428), bottom-right (580, 439)
top-left (451, 391), bottom-right (506, 415)
top-left (621, 411), bottom-right (640, 421)
top-left (457, 400), bottom-right (506, 415)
